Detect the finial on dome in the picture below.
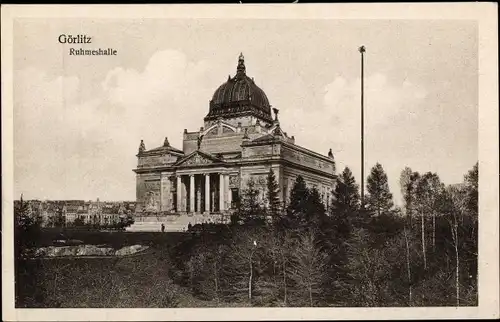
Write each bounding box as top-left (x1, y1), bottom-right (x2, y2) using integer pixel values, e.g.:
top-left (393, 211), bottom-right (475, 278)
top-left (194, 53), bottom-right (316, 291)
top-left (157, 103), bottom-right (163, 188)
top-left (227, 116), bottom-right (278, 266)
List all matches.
top-left (138, 140), bottom-right (146, 154)
top-left (237, 52), bottom-right (246, 75)
top-left (163, 137), bottom-right (170, 147)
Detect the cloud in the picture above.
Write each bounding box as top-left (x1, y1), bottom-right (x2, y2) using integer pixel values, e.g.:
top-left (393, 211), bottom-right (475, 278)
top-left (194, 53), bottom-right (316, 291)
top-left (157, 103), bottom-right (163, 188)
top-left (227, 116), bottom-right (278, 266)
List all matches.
top-left (13, 50), bottom-right (475, 206)
top-left (281, 73), bottom-right (427, 204)
top-left (14, 49), bottom-right (216, 200)
top-left (100, 49), bottom-right (216, 148)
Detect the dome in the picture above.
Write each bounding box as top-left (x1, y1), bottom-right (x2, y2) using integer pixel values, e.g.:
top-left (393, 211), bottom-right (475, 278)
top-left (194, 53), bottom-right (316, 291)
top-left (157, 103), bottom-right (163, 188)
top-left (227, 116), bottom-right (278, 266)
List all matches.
top-left (205, 53), bottom-right (273, 123)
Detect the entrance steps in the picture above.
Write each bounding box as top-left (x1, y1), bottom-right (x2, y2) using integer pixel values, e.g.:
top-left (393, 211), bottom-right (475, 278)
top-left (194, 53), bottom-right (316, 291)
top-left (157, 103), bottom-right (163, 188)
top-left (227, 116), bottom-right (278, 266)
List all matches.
top-left (125, 212), bottom-right (230, 232)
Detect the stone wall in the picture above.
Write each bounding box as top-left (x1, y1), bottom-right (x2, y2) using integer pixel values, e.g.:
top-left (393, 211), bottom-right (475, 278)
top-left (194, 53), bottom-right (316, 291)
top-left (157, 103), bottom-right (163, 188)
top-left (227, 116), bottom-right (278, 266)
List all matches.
top-left (281, 144), bottom-right (334, 174)
top-left (240, 164), bottom-right (282, 204)
top-left (137, 154), bottom-right (177, 168)
top-left (136, 173), bottom-right (161, 212)
top-left (282, 166), bottom-right (334, 207)
top-left (242, 143), bottom-right (280, 159)
top-left (160, 174), bottom-right (175, 212)
top-left (184, 134), bottom-right (246, 155)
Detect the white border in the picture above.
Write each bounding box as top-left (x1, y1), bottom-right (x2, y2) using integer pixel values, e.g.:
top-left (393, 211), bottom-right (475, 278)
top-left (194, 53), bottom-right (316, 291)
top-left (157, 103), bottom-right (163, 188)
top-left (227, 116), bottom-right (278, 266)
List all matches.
top-left (2, 3), bottom-right (498, 321)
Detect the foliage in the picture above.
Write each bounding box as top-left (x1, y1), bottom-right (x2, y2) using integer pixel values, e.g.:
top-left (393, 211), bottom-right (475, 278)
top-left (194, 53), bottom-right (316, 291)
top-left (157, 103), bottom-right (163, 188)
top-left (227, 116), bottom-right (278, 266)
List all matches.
top-left (366, 163), bottom-right (394, 216)
top-left (332, 167), bottom-right (360, 215)
top-left (286, 230), bottom-right (328, 306)
top-left (54, 207), bottom-right (66, 228)
top-left (284, 176), bottom-right (326, 231)
top-left (266, 168), bottom-right (281, 224)
top-left (463, 162), bottom-right (478, 216)
top-left (285, 175), bottom-right (310, 229)
top-left (73, 217), bottom-right (85, 227)
top-left (15, 163), bottom-right (478, 308)
top-left (238, 179), bottom-right (266, 226)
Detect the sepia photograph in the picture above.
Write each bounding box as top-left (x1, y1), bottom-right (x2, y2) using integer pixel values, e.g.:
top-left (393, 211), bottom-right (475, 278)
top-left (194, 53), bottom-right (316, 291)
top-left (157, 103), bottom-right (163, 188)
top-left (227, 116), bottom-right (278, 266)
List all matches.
top-left (2, 3), bottom-right (498, 321)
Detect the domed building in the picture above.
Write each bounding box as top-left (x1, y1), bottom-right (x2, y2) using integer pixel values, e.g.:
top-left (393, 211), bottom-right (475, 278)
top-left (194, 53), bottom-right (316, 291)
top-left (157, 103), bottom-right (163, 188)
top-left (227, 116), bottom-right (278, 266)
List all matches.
top-left (130, 53), bottom-right (336, 231)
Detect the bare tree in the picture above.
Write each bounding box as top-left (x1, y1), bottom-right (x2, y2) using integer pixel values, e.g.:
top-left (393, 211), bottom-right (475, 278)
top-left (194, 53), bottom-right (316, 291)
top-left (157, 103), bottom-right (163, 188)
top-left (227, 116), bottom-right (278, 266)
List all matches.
top-left (287, 229), bottom-right (327, 306)
top-left (403, 224), bottom-right (413, 306)
top-left (448, 185), bottom-right (465, 307)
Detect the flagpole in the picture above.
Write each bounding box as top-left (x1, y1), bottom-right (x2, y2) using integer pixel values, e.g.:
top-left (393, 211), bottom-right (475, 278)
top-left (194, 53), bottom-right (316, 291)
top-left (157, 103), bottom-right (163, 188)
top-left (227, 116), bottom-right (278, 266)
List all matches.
top-left (359, 45), bottom-right (366, 208)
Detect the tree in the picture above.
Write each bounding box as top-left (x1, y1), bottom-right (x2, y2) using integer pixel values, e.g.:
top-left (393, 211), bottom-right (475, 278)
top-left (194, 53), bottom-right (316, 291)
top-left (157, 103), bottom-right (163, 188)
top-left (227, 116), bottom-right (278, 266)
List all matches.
top-left (447, 187), bottom-right (462, 306)
top-left (399, 167), bottom-right (421, 306)
top-left (332, 167), bottom-right (360, 215)
top-left (284, 176), bottom-right (310, 229)
top-left (15, 195), bottom-right (40, 258)
top-left (239, 179), bottom-right (265, 226)
top-left (304, 187), bottom-right (326, 230)
top-left (464, 162), bottom-right (478, 216)
top-left (73, 217), bottom-right (85, 227)
top-left (400, 167), bottom-right (413, 207)
top-left (54, 207), bottom-right (66, 228)
top-left (400, 168), bottom-right (420, 226)
top-left (287, 230), bottom-right (328, 306)
top-left (414, 172), bottom-right (444, 269)
top-left (15, 195), bottom-right (43, 307)
top-left (187, 244), bottom-right (224, 302)
top-left (366, 163), bottom-right (394, 217)
top-left (416, 172), bottom-right (444, 251)
top-left (284, 176), bottom-right (326, 231)
top-left (220, 228), bottom-right (263, 303)
top-left (266, 169), bottom-right (281, 224)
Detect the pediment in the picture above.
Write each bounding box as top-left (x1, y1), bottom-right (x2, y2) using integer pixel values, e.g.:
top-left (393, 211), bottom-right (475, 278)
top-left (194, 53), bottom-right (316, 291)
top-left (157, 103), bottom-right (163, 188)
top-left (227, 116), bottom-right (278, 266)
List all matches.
top-left (176, 151), bottom-right (223, 167)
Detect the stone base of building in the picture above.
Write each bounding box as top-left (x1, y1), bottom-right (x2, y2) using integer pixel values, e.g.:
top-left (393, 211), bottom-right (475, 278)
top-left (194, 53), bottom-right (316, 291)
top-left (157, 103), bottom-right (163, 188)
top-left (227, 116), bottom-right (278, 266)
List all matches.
top-left (125, 212), bottom-right (230, 232)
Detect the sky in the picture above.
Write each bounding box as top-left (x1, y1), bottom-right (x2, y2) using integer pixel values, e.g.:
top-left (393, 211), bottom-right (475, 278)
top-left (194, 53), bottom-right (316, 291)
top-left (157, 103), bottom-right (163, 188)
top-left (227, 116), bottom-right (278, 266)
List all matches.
top-left (13, 18), bottom-right (478, 204)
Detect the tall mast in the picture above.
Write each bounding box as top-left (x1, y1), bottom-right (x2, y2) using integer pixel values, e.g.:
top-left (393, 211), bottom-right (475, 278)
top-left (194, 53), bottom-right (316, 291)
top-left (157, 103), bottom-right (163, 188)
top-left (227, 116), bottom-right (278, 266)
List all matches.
top-left (359, 45), bottom-right (366, 207)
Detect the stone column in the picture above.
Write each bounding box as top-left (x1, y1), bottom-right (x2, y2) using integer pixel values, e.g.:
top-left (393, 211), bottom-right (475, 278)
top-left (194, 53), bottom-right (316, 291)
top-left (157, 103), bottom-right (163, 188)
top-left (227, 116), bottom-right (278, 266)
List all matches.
top-left (219, 173), bottom-right (225, 212)
top-left (225, 175), bottom-right (232, 209)
top-left (205, 173), bottom-right (210, 213)
top-left (176, 175), bottom-right (182, 212)
top-left (189, 175), bottom-right (195, 213)
top-left (196, 177), bottom-right (201, 213)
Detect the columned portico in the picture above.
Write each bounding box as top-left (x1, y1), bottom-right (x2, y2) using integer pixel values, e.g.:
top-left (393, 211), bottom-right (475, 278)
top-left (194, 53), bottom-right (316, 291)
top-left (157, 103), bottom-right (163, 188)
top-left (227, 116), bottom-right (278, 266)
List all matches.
top-left (173, 171), bottom-right (231, 214)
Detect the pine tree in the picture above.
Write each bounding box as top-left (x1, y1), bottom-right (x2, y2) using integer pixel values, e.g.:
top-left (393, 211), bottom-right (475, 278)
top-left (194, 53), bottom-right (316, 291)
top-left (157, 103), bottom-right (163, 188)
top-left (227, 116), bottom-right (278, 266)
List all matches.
top-left (285, 176), bottom-right (310, 229)
top-left (305, 187), bottom-right (326, 229)
top-left (239, 179), bottom-right (265, 226)
top-left (366, 163), bottom-right (394, 217)
top-left (328, 167), bottom-right (359, 243)
top-left (332, 167), bottom-right (360, 215)
top-left (15, 195), bottom-right (35, 258)
top-left (266, 168), bottom-right (281, 225)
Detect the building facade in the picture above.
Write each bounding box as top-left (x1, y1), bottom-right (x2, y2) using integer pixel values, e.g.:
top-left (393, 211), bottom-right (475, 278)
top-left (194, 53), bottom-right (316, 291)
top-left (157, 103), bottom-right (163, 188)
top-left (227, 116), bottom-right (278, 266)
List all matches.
top-left (131, 54), bottom-right (336, 231)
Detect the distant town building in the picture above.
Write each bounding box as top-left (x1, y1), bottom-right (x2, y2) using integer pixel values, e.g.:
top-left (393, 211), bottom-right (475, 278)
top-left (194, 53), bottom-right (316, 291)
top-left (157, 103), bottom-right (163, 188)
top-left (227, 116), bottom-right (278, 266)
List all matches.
top-left (15, 199), bottom-right (136, 227)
